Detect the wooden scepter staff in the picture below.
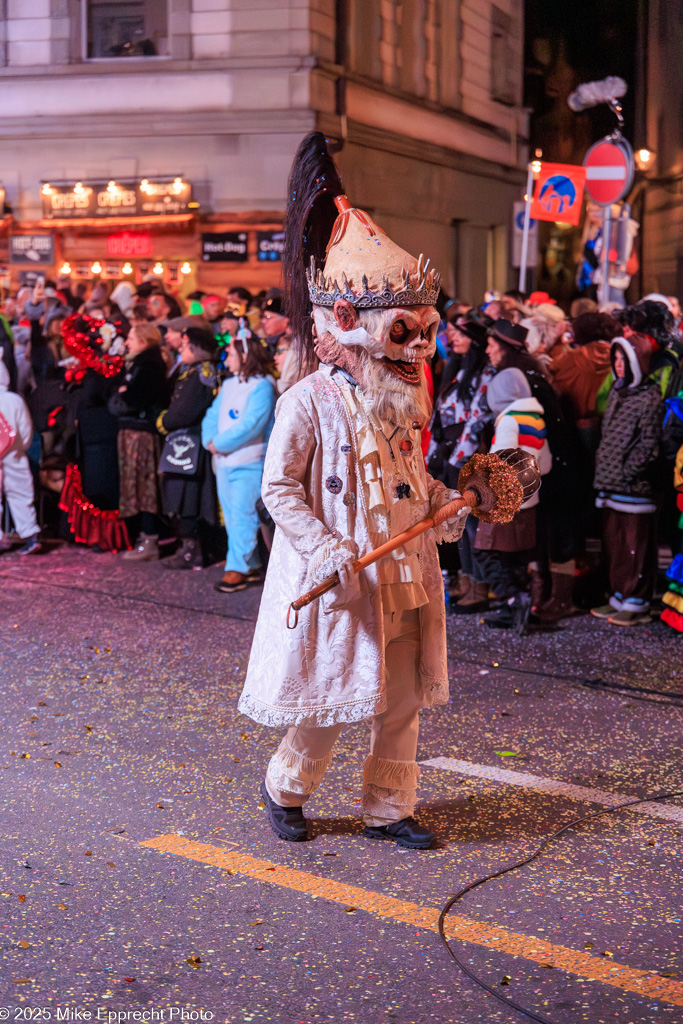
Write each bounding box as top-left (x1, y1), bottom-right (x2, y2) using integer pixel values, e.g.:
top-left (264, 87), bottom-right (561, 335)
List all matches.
top-left (286, 448), bottom-right (541, 628)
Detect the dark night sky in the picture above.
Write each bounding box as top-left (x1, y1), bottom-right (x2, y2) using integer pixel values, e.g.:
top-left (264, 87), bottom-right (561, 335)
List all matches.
top-left (524, 0), bottom-right (641, 148)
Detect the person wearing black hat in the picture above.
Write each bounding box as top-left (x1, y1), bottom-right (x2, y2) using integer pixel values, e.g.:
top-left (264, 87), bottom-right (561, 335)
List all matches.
top-left (427, 311), bottom-right (495, 611)
top-left (156, 326), bottom-right (219, 569)
top-left (260, 288), bottom-right (290, 355)
top-left (620, 300), bottom-right (680, 397)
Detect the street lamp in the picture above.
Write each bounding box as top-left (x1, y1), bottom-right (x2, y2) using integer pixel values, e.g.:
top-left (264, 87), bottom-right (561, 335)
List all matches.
top-left (635, 148), bottom-right (656, 172)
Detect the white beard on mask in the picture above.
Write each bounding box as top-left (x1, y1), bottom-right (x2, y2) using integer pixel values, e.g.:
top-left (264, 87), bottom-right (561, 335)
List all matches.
top-left (353, 345), bottom-right (432, 427)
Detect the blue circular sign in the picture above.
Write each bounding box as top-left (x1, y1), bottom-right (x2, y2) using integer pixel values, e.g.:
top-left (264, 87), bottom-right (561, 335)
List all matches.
top-left (538, 176), bottom-right (576, 215)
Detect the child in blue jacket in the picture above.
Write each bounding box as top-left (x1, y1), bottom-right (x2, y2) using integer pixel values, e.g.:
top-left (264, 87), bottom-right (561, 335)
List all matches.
top-left (202, 323), bottom-right (276, 592)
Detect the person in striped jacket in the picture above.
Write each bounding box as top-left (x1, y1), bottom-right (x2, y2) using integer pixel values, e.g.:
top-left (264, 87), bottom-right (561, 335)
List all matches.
top-left (474, 367), bottom-right (551, 633)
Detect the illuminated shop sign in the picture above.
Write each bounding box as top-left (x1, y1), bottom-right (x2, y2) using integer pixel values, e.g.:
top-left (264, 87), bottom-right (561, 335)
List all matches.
top-left (201, 232), bottom-right (248, 263)
top-left (9, 234), bottom-right (55, 264)
top-left (257, 230), bottom-right (285, 261)
top-left (106, 232), bottom-right (151, 257)
top-left (41, 179), bottom-right (194, 220)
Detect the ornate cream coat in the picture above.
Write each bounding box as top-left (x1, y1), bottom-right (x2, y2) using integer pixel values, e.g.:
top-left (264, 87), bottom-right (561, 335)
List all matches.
top-left (238, 364), bottom-right (466, 728)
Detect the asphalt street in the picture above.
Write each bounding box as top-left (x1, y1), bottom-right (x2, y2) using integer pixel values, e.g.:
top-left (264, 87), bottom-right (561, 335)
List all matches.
top-left (1, 545), bottom-right (682, 1024)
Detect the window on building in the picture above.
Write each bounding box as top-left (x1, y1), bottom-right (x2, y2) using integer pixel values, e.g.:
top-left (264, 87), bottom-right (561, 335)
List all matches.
top-left (86, 0), bottom-right (169, 59)
top-left (490, 5), bottom-right (517, 106)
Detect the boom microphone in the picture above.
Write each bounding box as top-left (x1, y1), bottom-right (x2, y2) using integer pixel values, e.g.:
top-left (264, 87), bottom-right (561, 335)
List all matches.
top-left (567, 76), bottom-right (627, 112)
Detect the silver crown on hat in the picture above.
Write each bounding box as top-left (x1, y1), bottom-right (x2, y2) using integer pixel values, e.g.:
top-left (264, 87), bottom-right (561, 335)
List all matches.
top-left (306, 255), bottom-right (441, 309)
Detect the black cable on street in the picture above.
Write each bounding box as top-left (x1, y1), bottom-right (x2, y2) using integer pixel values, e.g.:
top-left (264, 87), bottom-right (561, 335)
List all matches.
top-left (456, 657), bottom-right (683, 706)
top-left (438, 790), bottom-right (683, 1024)
top-left (581, 676), bottom-right (683, 701)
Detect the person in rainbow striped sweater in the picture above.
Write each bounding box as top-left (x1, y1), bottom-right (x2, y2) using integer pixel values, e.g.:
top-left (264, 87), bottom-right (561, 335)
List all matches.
top-left (474, 367), bottom-right (551, 634)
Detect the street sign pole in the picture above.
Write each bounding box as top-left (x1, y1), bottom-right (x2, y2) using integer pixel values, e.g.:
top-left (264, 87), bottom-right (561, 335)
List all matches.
top-left (583, 136), bottom-right (634, 306)
top-left (518, 162), bottom-right (534, 293)
top-left (599, 203), bottom-right (611, 306)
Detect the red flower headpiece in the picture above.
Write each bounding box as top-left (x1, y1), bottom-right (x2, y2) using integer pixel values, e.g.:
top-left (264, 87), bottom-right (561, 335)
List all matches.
top-left (62, 313), bottom-right (124, 379)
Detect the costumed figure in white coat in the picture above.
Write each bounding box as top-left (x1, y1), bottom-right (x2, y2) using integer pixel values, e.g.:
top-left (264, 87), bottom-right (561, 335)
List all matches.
top-left (238, 134), bottom-right (473, 849)
top-left (0, 355), bottom-right (41, 554)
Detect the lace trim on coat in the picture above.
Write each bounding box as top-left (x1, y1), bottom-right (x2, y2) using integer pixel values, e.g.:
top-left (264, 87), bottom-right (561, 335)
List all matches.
top-left (420, 678), bottom-right (449, 707)
top-left (237, 691), bottom-right (387, 729)
top-left (431, 489), bottom-right (469, 544)
top-left (303, 537), bottom-right (356, 589)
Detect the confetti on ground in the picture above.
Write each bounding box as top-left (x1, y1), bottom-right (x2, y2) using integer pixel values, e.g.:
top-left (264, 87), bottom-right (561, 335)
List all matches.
top-left (1, 547), bottom-right (681, 1023)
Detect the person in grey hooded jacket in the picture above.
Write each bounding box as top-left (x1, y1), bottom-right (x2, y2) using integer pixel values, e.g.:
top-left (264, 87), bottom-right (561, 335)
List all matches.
top-left (591, 333), bottom-right (663, 626)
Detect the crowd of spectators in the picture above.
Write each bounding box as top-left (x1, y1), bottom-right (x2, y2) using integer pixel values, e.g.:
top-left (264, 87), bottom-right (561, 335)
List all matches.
top-left (1, 273), bottom-right (683, 631)
top-left (428, 288), bottom-right (683, 633)
top-left (0, 277), bottom-right (293, 593)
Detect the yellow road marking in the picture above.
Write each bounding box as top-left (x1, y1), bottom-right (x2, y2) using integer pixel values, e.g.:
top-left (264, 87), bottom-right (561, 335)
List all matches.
top-left (141, 834), bottom-right (683, 1007)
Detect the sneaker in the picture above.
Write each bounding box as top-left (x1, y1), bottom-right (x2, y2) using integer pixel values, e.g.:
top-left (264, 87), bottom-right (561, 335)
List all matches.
top-left (591, 604), bottom-right (616, 619)
top-left (260, 781), bottom-right (308, 842)
top-left (363, 816), bottom-right (435, 850)
top-left (214, 571), bottom-right (248, 593)
top-left (18, 534), bottom-right (42, 556)
top-left (121, 534), bottom-right (159, 562)
top-left (607, 609), bottom-right (652, 627)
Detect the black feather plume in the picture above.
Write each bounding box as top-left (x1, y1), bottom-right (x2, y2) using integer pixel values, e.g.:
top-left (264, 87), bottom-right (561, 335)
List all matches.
top-left (283, 132), bottom-right (344, 371)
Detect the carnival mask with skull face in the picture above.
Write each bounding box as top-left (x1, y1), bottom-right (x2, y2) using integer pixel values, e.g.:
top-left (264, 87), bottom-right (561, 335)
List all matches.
top-left (312, 300), bottom-right (439, 425)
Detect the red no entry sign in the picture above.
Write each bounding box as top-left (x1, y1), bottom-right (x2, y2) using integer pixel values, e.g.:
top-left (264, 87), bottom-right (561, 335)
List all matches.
top-left (583, 138), bottom-right (634, 205)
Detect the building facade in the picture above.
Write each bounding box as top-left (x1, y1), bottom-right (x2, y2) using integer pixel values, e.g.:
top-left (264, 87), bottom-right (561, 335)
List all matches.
top-left (0, 0), bottom-right (527, 302)
top-left (639, 0), bottom-right (683, 298)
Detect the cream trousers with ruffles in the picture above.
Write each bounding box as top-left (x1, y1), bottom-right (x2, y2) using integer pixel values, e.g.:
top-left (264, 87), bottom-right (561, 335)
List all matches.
top-left (265, 606), bottom-right (424, 826)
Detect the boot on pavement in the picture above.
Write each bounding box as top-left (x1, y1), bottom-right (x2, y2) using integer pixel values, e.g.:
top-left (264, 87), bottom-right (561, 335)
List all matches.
top-left (121, 533), bottom-right (159, 562)
top-left (163, 537), bottom-right (203, 570)
top-left (535, 571), bottom-right (580, 623)
top-left (452, 578), bottom-right (490, 614)
top-left (363, 816), bottom-right (435, 850)
top-left (450, 571), bottom-right (471, 601)
top-left (260, 781), bottom-right (308, 842)
top-left (529, 568), bottom-right (548, 612)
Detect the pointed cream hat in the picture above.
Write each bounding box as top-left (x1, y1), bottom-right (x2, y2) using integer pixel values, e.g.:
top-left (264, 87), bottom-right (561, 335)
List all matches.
top-left (307, 196), bottom-right (440, 309)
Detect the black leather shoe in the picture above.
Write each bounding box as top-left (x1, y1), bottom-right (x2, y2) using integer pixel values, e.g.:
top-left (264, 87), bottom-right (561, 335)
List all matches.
top-left (363, 816), bottom-right (435, 850)
top-left (260, 781), bottom-right (308, 842)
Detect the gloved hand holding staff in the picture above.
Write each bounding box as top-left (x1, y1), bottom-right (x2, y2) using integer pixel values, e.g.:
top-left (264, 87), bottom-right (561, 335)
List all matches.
top-left (287, 447), bottom-right (541, 627)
